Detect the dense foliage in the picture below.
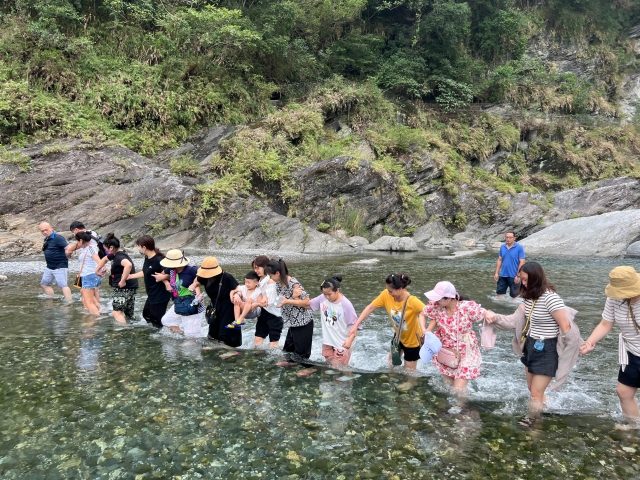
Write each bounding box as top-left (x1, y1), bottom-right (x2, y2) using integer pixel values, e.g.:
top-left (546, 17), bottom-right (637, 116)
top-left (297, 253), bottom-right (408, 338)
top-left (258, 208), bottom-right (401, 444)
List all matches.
top-left (1, 0), bottom-right (639, 152)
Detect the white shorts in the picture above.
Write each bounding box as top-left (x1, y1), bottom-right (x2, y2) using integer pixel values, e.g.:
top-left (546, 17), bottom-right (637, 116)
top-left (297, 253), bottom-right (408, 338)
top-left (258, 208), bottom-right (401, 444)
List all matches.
top-left (161, 305), bottom-right (205, 337)
top-left (41, 267), bottom-right (69, 288)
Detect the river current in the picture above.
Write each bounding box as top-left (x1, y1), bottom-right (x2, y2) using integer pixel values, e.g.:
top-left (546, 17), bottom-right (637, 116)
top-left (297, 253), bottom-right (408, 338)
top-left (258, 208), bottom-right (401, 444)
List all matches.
top-left (0, 251), bottom-right (639, 478)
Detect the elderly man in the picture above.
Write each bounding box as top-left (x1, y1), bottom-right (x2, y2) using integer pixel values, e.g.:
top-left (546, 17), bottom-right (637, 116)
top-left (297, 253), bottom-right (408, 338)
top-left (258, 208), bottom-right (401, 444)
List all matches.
top-left (39, 222), bottom-right (72, 300)
top-left (493, 231), bottom-right (526, 299)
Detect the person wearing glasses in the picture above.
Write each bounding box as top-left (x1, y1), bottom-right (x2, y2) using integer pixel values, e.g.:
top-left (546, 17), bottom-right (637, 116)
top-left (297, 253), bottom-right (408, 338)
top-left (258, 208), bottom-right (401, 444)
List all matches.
top-left (494, 231), bottom-right (526, 299)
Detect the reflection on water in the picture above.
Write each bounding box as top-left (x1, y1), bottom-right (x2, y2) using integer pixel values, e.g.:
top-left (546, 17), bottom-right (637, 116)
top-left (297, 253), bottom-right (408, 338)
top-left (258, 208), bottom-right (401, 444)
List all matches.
top-left (0, 253), bottom-right (640, 477)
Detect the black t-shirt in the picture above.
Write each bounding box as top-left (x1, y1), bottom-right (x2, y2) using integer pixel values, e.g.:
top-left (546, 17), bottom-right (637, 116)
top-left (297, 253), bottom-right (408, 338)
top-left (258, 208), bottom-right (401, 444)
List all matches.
top-left (109, 251), bottom-right (139, 289)
top-left (143, 255), bottom-right (171, 304)
top-left (200, 272), bottom-right (239, 325)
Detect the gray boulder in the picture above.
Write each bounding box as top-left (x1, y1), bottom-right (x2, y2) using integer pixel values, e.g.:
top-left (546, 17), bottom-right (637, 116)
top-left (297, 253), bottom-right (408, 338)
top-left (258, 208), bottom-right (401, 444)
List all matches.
top-left (627, 241), bottom-right (640, 257)
top-left (519, 210), bottom-right (640, 257)
top-left (363, 236), bottom-right (418, 252)
top-left (412, 221), bottom-right (450, 247)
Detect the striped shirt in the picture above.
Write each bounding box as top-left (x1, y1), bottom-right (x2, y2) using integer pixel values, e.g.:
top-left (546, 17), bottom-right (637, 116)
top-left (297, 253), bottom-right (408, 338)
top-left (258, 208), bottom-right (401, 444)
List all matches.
top-left (524, 290), bottom-right (565, 338)
top-left (602, 298), bottom-right (640, 357)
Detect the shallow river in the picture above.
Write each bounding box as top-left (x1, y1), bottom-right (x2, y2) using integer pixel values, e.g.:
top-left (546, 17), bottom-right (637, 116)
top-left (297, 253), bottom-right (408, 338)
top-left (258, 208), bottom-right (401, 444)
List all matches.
top-left (0, 251), bottom-right (639, 479)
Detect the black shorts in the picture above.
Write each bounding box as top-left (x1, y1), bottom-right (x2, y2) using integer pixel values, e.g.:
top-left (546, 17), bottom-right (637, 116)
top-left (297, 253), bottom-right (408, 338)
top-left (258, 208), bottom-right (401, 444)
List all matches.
top-left (496, 276), bottom-right (520, 297)
top-left (399, 341), bottom-right (421, 362)
top-left (142, 299), bottom-right (169, 328)
top-left (520, 336), bottom-right (558, 377)
top-left (255, 309), bottom-right (284, 342)
top-left (618, 351), bottom-right (640, 388)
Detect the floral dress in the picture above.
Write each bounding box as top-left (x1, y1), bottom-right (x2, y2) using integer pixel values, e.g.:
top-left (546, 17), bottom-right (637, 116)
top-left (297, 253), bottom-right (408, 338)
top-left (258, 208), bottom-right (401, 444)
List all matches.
top-left (423, 300), bottom-right (486, 380)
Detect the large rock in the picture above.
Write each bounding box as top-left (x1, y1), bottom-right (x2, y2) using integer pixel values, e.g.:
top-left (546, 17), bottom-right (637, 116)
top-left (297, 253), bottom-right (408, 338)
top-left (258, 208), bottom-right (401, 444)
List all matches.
top-left (204, 200), bottom-right (352, 254)
top-left (0, 140), bottom-right (196, 258)
top-left (412, 221), bottom-right (451, 247)
top-left (363, 236), bottom-right (418, 252)
top-left (519, 210), bottom-right (640, 257)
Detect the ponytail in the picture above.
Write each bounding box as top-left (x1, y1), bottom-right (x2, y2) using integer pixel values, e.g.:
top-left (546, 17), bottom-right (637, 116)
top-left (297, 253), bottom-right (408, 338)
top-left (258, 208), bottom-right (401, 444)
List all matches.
top-left (385, 273), bottom-right (411, 289)
top-left (135, 235), bottom-right (164, 258)
top-left (265, 258), bottom-right (290, 286)
top-left (320, 275), bottom-right (343, 292)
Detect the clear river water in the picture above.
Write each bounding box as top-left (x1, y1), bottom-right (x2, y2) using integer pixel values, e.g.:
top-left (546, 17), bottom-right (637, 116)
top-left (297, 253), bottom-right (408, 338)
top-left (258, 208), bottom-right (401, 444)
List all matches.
top-left (0, 251), bottom-right (639, 479)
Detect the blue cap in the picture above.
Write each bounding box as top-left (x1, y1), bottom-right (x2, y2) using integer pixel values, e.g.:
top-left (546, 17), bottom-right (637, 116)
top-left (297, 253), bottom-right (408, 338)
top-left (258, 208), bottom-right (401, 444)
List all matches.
top-left (419, 332), bottom-right (442, 364)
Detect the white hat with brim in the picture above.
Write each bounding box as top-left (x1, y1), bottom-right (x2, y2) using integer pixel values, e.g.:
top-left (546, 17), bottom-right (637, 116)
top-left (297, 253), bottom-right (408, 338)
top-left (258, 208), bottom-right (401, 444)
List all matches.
top-left (605, 266), bottom-right (640, 299)
top-left (160, 249), bottom-right (190, 268)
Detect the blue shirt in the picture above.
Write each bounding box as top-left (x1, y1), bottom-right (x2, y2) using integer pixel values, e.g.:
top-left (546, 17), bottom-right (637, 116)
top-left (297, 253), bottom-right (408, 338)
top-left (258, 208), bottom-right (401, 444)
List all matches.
top-left (43, 231), bottom-right (69, 270)
top-left (499, 242), bottom-right (525, 278)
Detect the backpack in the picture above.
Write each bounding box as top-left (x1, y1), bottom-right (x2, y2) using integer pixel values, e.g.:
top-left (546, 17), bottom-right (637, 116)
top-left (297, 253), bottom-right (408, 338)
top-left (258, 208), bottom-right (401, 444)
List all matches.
top-left (89, 230), bottom-right (107, 259)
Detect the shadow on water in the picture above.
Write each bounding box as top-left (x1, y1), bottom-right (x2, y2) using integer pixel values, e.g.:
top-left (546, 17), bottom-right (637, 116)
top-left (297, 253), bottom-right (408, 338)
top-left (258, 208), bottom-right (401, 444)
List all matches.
top-left (0, 253), bottom-right (639, 478)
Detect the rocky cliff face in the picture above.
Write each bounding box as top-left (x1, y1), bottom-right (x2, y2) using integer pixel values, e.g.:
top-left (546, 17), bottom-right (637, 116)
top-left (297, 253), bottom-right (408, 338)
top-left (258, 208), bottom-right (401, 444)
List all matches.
top-left (2, 133), bottom-right (639, 259)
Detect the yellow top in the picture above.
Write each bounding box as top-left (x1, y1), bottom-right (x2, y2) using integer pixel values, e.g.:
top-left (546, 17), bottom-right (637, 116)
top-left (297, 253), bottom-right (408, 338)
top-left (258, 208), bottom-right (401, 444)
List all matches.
top-left (372, 290), bottom-right (425, 348)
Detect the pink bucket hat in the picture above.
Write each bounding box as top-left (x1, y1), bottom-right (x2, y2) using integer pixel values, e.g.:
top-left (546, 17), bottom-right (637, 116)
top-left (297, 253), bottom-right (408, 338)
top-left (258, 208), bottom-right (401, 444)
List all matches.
top-left (425, 281), bottom-right (457, 301)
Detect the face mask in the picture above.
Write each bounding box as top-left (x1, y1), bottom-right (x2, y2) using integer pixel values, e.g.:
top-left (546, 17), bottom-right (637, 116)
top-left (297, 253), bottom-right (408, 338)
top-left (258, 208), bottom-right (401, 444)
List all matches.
top-left (106, 251), bottom-right (115, 260)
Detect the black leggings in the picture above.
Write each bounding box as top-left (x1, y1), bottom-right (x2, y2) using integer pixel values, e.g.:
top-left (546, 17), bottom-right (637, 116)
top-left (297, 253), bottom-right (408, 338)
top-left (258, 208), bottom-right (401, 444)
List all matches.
top-left (142, 299), bottom-right (169, 328)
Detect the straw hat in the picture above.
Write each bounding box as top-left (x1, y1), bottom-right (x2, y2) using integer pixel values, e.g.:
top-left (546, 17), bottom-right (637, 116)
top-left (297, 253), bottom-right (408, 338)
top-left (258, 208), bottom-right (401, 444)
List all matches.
top-left (605, 266), bottom-right (640, 299)
top-left (197, 256), bottom-right (222, 278)
top-left (160, 249), bottom-right (190, 268)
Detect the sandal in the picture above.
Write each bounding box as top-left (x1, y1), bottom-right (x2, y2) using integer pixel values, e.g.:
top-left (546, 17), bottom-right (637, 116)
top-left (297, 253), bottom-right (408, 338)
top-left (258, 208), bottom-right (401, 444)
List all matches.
top-left (518, 416), bottom-right (535, 428)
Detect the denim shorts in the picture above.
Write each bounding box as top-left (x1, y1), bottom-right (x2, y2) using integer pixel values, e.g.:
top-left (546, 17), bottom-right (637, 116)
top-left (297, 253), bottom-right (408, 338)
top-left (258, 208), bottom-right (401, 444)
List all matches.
top-left (41, 267), bottom-right (69, 288)
top-left (520, 336), bottom-right (558, 377)
top-left (81, 273), bottom-right (102, 289)
top-left (496, 276), bottom-right (520, 297)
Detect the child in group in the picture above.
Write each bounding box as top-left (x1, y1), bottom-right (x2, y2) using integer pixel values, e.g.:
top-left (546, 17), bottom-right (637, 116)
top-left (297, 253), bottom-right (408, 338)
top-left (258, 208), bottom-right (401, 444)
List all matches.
top-left (227, 271), bottom-right (264, 329)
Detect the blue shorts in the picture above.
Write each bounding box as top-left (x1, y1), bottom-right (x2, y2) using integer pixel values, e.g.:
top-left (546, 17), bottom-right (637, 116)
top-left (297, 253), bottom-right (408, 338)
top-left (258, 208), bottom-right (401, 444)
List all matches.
top-left (41, 267), bottom-right (69, 288)
top-left (81, 273), bottom-right (102, 289)
top-left (496, 276), bottom-right (520, 297)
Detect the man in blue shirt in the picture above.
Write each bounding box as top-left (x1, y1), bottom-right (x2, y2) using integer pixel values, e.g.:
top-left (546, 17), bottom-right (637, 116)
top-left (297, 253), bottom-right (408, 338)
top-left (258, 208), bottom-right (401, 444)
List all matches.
top-left (493, 231), bottom-right (526, 299)
top-left (39, 222), bottom-right (72, 300)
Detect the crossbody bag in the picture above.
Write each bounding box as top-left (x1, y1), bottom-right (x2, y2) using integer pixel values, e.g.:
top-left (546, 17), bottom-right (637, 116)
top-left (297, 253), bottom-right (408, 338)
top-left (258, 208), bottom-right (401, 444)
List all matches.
top-left (73, 248), bottom-right (88, 289)
top-left (436, 313), bottom-right (461, 369)
top-left (389, 295), bottom-right (411, 366)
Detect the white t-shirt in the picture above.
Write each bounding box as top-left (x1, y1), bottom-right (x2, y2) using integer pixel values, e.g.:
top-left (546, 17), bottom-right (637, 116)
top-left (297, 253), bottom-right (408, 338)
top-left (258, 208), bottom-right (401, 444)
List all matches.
top-left (262, 281), bottom-right (281, 316)
top-left (602, 297), bottom-right (640, 357)
top-left (523, 290), bottom-right (565, 338)
top-left (78, 246), bottom-right (99, 277)
top-left (238, 285), bottom-right (261, 302)
top-left (310, 294), bottom-right (358, 349)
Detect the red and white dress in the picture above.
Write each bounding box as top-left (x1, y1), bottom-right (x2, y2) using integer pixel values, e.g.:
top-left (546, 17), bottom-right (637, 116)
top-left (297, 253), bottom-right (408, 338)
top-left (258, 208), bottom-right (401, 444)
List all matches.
top-left (423, 300), bottom-right (486, 380)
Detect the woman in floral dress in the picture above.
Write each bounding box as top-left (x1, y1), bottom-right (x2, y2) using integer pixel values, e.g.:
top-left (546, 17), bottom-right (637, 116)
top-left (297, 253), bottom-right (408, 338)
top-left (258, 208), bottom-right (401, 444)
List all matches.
top-left (419, 281), bottom-right (492, 394)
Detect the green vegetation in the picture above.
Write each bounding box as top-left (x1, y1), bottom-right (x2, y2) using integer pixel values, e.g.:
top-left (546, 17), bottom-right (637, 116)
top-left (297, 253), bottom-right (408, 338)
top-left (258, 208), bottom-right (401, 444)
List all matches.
top-left (170, 154), bottom-right (201, 177)
top-left (2, 0), bottom-right (640, 228)
top-left (0, 147), bottom-right (32, 172)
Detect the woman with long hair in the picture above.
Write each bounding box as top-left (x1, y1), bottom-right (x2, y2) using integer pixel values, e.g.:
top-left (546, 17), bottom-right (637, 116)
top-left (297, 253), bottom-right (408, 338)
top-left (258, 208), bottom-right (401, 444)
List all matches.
top-left (94, 233), bottom-right (138, 323)
top-left (75, 231), bottom-right (102, 315)
top-left (581, 266), bottom-right (640, 429)
top-left (350, 273), bottom-right (425, 371)
top-left (126, 235), bottom-right (170, 328)
top-left (266, 259), bottom-right (314, 362)
top-left (487, 261), bottom-right (570, 426)
top-left (251, 255), bottom-right (283, 348)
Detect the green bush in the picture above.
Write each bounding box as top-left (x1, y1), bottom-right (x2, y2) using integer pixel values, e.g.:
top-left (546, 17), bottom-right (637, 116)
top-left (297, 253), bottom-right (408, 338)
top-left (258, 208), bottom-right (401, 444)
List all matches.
top-left (170, 155), bottom-right (201, 177)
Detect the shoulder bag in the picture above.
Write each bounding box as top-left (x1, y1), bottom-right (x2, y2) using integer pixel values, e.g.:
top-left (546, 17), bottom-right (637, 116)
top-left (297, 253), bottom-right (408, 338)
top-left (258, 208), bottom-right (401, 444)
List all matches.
top-left (205, 274), bottom-right (224, 325)
top-left (520, 299), bottom-right (538, 353)
top-left (72, 248), bottom-right (88, 289)
top-left (389, 295), bottom-right (411, 366)
top-left (436, 311), bottom-right (461, 369)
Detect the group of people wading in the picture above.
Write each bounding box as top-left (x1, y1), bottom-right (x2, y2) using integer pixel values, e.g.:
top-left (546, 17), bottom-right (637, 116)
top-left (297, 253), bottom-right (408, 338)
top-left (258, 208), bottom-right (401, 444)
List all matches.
top-left (38, 222), bottom-right (640, 429)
